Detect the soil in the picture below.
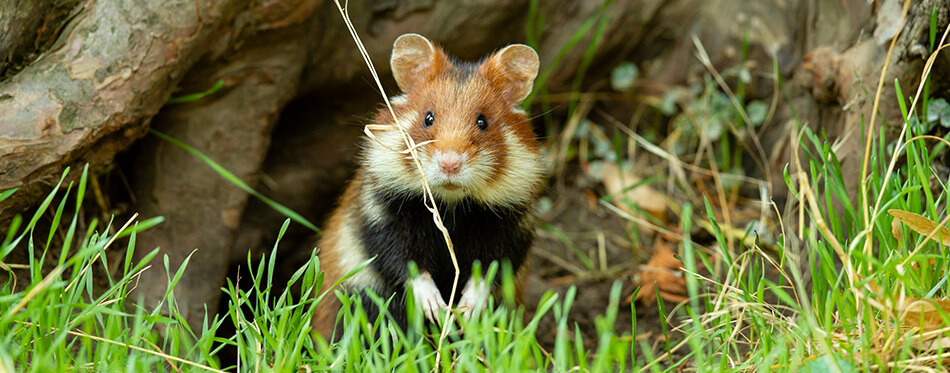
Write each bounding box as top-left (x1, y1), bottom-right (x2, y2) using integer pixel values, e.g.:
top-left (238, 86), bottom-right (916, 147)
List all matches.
top-left (524, 165), bottom-right (683, 358)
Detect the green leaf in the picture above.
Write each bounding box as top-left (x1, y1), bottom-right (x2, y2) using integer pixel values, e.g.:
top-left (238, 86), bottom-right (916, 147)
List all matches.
top-left (116, 216), bottom-right (165, 238)
top-left (746, 100), bottom-right (768, 127)
top-left (610, 62), bottom-right (638, 92)
top-left (166, 80), bottom-right (225, 104)
top-left (738, 67), bottom-right (752, 84)
top-left (914, 116), bottom-right (934, 134)
top-left (926, 98), bottom-right (950, 128)
top-left (0, 188), bottom-right (17, 203)
top-left (801, 354), bottom-right (856, 373)
top-left (703, 119), bottom-right (723, 139)
top-left (658, 90), bottom-right (679, 116)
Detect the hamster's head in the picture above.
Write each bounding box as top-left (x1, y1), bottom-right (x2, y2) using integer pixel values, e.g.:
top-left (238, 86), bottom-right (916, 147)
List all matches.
top-left (365, 33), bottom-right (544, 207)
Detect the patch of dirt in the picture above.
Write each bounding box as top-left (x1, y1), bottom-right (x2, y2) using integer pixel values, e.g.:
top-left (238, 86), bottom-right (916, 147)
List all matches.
top-left (524, 166), bottom-right (684, 357)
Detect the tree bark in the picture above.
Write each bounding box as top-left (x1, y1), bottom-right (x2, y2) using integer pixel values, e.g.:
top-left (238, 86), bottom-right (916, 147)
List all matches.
top-left (0, 0), bottom-right (248, 222)
top-left (0, 0), bottom-right (81, 79)
top-left (794, 0), bottom-right (949, 202)
top-left (126, 19), bottom-right (313, 324)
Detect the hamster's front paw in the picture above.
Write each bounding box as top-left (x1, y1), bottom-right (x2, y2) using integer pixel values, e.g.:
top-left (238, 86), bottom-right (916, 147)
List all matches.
top-left (408, 272), bottom-right (448, 323)
top-left (457, 277), bottom-right (490, 320)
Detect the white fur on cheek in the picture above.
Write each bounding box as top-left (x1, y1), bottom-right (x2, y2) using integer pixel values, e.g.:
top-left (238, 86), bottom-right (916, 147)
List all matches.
top-left (408, 272), bottom-right (448, 323)
top-left (469, 121), bottom-right (543, 207)
top-left (364, 110), bottom-right (427, 197)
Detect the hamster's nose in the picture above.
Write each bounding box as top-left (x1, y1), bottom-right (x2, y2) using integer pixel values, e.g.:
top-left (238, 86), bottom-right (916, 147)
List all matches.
top-left (439, 153), bottom-right (463, 175)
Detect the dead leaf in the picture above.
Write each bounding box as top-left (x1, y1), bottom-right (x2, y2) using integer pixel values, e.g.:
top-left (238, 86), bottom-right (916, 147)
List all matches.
top-left (891, 216), bottom-right (903, 243)
top-left (894, 297), bottom-right (950, 351)
top-left (601, 163), bottom-right (667, 223)
top-left (916, 337), bottom-right (950, 352)
top-left (633, 236), bottom-right (687, 305)
top-left (583, 189), bottom-right (598, 213)
top-left (899, 297), bottom-right (950, 332)
top-left (888, 209), bottom-right (950, 246)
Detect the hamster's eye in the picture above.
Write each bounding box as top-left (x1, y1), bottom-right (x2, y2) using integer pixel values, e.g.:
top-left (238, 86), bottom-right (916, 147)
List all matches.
top-left (476, 114), bottom-right (488, 131)
top-left (423, 111), bottom-right (435, 128)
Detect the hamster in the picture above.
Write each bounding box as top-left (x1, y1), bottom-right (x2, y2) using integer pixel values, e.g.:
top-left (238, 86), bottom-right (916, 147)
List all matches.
top-left (312, 33), bottom-right (543, 337)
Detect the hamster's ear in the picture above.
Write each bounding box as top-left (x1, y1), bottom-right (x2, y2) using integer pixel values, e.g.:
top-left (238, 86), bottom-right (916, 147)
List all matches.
top-left (484, 44), bottom-right (540, 104)
top-left (391, 34), bottom-right (446, 92)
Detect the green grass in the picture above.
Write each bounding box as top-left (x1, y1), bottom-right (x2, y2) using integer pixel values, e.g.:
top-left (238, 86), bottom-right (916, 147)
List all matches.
top-left (0, 166), bottom-right (633, 371)
top-left (3, 4), bottom-right (950, 372)
top-left (5, 77), bottom-right (950, 370)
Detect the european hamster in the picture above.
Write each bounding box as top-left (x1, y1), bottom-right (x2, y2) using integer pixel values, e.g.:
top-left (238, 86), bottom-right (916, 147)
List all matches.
top-left (312, 33), bottom-right (543, 337)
